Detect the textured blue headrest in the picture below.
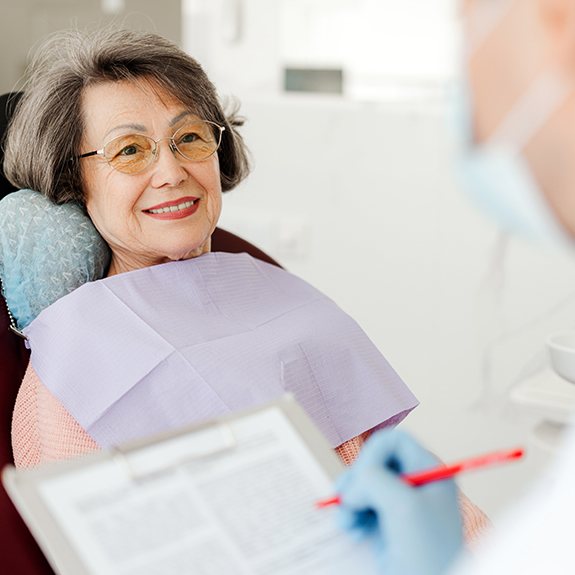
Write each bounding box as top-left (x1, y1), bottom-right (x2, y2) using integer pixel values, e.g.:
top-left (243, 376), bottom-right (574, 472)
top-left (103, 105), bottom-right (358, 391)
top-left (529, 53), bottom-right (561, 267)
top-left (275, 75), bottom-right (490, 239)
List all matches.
top-left (0, 189), bottom-right (110, 330)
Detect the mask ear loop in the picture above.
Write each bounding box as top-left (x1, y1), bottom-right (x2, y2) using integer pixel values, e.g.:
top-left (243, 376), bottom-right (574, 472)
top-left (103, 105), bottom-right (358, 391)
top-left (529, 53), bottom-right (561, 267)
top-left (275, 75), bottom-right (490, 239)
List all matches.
top-left (489, 72), bottom-right (572, 151)
top-left (465, 0), bottom-right (514, 56)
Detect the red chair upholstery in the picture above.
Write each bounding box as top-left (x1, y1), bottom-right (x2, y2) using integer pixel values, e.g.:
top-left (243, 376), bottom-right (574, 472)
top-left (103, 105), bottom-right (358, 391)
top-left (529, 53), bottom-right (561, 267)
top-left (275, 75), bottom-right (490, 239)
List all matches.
top-left (212, 227), bottom-right (280, 267)
top-left (0, 300), bottom-right (53, 574)
top-left (0, 88), bottom-right (281, 575)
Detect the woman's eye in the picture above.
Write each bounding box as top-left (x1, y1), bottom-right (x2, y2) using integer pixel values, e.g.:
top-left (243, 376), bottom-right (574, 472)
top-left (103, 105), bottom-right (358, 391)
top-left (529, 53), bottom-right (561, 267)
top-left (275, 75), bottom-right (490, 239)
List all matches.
top-left (179, 132), bottom-right (201, 144)
top-left (105, 135), bottom-right (149, 162)
top-left (119, 144), bottom-right (139, 156)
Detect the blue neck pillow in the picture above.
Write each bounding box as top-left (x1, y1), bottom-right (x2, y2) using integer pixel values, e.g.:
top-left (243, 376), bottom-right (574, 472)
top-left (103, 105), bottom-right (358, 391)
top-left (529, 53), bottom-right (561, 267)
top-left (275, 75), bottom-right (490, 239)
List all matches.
top-left (0, 189), bottom-right (110, 330)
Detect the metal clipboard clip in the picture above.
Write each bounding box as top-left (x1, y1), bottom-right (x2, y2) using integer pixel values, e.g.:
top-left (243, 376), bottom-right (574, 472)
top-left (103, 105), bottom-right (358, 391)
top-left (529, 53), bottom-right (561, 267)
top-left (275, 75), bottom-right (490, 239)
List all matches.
top-left (9, 324), bottom-right (27, 340)
top-left (1, 277), bottom-right (28, 341)
top-left (111, 422), bottom-right (238, 483)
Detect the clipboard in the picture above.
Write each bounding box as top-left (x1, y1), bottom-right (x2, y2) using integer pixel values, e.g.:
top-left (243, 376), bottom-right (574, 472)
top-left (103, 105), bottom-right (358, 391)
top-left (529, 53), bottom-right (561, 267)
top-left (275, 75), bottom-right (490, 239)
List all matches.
top-left (3, 395), bottom-right (379, 575)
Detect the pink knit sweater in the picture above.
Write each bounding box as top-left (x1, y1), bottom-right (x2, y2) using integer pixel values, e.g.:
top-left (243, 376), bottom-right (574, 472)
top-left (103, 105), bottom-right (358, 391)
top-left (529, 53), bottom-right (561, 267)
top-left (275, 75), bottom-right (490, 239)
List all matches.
top-left (12, 364), bottom-right (490, 543)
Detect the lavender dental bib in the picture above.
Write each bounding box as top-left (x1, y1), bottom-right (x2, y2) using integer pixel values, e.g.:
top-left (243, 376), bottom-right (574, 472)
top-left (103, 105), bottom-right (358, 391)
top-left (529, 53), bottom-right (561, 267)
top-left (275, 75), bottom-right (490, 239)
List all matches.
top-left (24, 252), bottom-right (417, 448)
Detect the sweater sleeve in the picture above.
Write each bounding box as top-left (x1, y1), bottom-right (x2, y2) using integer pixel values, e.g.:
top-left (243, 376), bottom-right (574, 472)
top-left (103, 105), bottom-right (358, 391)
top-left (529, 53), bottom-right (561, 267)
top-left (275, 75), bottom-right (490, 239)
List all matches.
top-left (12, 364), bottom-right (99, 468)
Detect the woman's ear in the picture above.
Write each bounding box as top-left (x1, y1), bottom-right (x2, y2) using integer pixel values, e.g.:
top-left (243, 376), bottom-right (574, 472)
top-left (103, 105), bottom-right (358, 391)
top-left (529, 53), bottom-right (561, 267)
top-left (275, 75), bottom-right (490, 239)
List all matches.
top-left (539, 0), bottom-right (575, 72)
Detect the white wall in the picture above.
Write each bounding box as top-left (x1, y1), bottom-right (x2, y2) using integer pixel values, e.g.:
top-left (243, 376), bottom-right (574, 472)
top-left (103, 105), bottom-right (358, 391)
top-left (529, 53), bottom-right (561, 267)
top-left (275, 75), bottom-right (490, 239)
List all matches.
top-left (182, 0), bottom-right (575, 522)
top-left (184, 0), bottom-right (458, 100)
top-left (218, 93), bottom-right (575, 519)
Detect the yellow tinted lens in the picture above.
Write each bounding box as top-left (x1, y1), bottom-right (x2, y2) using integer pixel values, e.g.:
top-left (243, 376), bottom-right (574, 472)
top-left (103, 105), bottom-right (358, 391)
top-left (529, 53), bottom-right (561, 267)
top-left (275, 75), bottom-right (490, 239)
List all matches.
top-left (104, 134), bottom-right (154, 174)
top-left (174, 122), bottom-right (218, 160)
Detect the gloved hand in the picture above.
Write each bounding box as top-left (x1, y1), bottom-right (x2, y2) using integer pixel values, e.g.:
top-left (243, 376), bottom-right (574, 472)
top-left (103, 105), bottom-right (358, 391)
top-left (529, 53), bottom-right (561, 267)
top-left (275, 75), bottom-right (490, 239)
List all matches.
top-left (337, 429), bottom-right (463, 575)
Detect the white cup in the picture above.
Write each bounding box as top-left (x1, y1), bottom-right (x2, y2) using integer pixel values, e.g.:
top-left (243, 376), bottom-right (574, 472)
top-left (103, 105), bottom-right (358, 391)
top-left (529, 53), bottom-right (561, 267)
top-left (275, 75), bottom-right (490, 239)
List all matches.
top-left (547, 331), bottom-right (575, 384)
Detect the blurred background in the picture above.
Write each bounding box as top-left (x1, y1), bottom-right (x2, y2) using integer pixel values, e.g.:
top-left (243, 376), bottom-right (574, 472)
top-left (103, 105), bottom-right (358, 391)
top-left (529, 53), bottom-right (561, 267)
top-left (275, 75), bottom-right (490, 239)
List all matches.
top-left (3, 0), bottom-right (575, 521)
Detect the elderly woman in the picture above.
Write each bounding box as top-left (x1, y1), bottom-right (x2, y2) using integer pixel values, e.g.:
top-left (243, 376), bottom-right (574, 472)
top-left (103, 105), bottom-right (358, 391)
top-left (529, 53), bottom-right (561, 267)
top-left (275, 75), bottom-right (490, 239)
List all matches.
top-left (1, 28), bottom-right (487, 539)
top-left (2, 28), bottom-right (411, 466)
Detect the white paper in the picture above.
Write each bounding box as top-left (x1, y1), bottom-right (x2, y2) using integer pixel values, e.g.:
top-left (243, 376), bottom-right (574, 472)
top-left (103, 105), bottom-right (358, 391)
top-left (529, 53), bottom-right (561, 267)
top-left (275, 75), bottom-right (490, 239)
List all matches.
top-left (36, 407), bottom-right (379, 575)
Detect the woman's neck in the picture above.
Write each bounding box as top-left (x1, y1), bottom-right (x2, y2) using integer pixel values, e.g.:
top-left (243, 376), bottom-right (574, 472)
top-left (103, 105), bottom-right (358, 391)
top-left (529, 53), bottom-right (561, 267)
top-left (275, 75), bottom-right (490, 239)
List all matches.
top-left (106, 240), bottom-right (212, 277)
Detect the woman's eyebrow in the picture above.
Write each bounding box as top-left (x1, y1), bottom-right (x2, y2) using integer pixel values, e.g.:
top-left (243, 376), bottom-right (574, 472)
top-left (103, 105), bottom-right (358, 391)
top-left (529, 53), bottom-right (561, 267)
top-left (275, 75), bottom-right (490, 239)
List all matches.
top-left (169, 111), bottom-right (194, 127)
top-left (104, 123), bottom-right (147, 139)
top-left (102, 113), bottom-right (195, 140)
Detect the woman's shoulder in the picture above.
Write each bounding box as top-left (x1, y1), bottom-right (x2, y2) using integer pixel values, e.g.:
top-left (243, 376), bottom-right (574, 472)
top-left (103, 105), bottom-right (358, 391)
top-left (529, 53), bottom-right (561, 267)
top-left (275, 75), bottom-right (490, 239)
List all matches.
top-left (12, 364), bottom-right (99, 468)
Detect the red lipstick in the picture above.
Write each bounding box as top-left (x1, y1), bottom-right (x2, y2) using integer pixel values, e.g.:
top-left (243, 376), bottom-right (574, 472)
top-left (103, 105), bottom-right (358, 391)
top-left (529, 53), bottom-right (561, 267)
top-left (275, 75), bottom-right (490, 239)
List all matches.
top-left (143, 196), bottom-right (200, 220)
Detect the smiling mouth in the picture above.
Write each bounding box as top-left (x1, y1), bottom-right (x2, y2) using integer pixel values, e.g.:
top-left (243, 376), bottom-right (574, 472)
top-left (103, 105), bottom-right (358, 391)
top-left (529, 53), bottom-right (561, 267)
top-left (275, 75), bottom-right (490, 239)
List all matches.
top-left (145, 199), bottom-right (197, 214)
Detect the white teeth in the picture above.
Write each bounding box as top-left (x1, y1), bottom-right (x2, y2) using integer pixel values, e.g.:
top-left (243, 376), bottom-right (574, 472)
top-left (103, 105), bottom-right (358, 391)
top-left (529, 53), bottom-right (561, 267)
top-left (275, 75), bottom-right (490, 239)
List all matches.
top-left (148, 199), bottom-right (196, 214)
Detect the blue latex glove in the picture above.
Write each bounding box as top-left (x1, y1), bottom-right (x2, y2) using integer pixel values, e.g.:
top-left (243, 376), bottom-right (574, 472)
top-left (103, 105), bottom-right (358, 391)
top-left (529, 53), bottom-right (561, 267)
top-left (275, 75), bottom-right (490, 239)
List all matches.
top-left (337, 429), bottom-right (463, 575)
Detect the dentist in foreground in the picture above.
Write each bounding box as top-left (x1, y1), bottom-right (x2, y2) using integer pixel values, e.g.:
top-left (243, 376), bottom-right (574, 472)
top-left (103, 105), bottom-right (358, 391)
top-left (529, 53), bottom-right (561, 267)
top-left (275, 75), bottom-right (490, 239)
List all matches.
top-left (338, 0), bottom-right (575, 573)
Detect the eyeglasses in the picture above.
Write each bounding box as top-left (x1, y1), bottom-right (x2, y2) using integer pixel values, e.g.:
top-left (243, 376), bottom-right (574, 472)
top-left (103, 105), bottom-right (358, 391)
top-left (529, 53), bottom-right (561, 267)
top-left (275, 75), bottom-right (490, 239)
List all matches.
top-left (78, 119), bottom-right (225, 175)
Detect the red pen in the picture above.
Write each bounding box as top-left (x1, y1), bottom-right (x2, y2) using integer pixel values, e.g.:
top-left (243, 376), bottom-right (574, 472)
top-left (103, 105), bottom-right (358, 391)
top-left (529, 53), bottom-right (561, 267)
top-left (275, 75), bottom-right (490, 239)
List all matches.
top-left (316, 446), bottom-right (524, 508)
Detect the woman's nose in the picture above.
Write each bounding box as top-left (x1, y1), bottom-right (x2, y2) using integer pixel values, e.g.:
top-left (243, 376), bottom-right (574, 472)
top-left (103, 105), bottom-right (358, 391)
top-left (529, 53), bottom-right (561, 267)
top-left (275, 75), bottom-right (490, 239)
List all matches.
top-left (150, 139), bottom-right (188, 187)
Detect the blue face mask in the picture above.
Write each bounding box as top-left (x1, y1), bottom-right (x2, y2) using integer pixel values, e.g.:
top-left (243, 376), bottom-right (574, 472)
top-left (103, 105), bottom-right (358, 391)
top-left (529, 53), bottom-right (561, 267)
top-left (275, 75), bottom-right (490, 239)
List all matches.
top-left (454, 72), bottom-right (573, 248)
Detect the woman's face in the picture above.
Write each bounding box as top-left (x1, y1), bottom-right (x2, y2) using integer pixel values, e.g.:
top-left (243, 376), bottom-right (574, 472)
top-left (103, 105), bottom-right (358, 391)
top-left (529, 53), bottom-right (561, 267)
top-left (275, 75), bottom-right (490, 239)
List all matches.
top-left (462, 0), bottom-right (575, 237)
top-left (80, 79), bottom-right (223, 275)
top-left (461, 0), bottom-right (545, 144)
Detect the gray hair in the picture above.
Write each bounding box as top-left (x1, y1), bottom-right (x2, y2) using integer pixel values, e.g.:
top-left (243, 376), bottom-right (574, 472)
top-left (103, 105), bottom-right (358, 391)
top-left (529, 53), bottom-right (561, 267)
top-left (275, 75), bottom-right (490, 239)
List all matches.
top-left (3, 28), bottom-right (250, 206)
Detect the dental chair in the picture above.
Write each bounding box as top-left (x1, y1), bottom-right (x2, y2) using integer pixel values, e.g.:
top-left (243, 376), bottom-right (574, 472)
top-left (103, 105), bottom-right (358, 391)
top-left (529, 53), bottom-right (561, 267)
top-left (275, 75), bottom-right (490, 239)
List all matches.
top-left (0, 92), bottom-right (280, 574)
